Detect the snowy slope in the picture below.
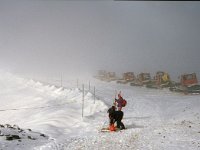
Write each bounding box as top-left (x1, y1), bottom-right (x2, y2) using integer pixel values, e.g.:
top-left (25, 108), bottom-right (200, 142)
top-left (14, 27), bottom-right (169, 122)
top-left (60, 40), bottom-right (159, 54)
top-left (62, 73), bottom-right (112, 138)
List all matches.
top-left (65, 80), bottom-right (200, 150)
top-left (0, 72), bottom-right (107, 149)
top-left (0, 71), bottom-right (200, 150)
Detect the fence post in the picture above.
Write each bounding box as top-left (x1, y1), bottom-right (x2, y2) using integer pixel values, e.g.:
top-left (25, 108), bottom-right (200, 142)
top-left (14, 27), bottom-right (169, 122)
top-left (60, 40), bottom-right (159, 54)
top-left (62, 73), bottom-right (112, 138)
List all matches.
top-left (89, 80), bottom-right (90, 91)
top-left (82, 84), bottom-right (84, 118)
top-left (94, 86), bottom-right (95, 104)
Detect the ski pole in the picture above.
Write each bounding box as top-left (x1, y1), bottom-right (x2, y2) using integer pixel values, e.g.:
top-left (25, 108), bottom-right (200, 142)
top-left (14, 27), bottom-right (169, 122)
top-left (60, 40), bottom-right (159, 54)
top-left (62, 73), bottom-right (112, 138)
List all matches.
top-left (114, 90), bottom-right (117, 106)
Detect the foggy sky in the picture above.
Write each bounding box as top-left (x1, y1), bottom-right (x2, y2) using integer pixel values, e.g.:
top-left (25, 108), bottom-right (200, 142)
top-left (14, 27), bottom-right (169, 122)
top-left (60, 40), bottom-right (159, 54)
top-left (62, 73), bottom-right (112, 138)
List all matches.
top-left (0, 1), bottom-right (200, 80)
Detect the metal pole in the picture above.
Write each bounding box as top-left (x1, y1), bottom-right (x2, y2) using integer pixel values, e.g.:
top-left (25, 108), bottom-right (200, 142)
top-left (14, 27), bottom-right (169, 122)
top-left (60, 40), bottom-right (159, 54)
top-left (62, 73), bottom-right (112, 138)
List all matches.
top-left (89, 80), bottom-right (90, 91)
top-left (94, 86), bottom-right (95, 104)
top-left (82, 84), bottom-right (84, 118)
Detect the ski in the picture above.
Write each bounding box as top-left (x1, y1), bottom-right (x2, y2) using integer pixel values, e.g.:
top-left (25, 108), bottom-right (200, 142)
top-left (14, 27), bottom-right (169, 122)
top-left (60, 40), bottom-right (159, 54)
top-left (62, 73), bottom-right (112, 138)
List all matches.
top-left (100, 127), bottom-right (125, 132)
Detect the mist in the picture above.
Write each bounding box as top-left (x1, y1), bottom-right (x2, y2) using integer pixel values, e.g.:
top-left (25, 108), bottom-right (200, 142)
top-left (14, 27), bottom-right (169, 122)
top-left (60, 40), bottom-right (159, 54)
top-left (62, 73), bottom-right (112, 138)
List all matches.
top-left (0, 1), bottom-right (200, 81)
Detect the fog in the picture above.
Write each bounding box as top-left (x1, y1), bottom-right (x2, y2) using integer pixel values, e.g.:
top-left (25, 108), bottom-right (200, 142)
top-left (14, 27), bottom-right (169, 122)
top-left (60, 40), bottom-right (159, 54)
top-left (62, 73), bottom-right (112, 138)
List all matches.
top-left (0, 1), bottom-right (200, 81)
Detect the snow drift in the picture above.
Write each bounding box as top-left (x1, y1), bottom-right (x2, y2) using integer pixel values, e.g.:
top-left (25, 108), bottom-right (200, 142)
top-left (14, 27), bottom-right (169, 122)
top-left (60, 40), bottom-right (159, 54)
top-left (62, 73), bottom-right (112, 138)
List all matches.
top-left (0, 71), bottom-right (200, 150)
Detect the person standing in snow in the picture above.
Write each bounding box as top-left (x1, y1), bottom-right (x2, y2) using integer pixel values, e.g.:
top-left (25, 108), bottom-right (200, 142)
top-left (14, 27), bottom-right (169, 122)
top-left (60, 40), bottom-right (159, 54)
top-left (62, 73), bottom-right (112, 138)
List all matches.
top-left (114, 93), bottom-right (124, 111)
top-left (107, 105), bottom-right (125, 130)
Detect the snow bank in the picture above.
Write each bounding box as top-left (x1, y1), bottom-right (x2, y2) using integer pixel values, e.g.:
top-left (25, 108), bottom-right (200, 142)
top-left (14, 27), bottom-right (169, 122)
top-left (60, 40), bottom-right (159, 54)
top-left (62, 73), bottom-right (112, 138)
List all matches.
top-left (0, 72), bottom-right (108, 149)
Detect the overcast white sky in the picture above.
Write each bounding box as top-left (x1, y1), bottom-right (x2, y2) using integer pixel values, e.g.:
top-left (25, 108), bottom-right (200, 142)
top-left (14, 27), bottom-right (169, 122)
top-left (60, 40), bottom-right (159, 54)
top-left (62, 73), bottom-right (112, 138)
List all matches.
top-left (0, 1), bottom-right (200, 80)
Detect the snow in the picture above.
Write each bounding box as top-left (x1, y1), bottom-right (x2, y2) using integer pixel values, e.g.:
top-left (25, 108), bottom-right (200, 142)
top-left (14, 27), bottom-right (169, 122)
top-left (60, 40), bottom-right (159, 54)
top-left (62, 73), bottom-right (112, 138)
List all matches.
top-left (0, 71), bottom-right (200, 150)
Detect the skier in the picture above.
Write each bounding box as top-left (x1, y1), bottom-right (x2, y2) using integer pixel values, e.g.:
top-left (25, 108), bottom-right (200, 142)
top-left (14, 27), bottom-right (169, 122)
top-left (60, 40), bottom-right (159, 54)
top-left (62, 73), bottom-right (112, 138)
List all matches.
top-left (107, 105), bottom-right (125, 131)
top-left (114, 93), bottom-right (124, 111)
